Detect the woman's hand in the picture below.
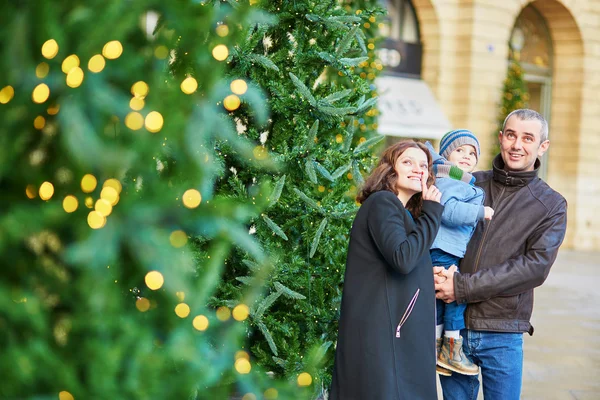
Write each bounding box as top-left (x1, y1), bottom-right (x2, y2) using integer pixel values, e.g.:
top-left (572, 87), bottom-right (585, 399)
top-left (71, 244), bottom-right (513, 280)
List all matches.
top-left (421, 172), bottom-right (442, 203)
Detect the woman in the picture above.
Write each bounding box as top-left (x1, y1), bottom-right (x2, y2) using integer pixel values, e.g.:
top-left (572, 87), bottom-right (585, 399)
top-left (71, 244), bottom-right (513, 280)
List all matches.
top-left (330, 140), bottom-right (443, 400)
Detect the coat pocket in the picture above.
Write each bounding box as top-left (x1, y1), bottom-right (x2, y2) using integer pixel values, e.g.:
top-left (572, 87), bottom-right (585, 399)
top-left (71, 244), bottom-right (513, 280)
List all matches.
top-left (396, 288), bottom-right (420, 338)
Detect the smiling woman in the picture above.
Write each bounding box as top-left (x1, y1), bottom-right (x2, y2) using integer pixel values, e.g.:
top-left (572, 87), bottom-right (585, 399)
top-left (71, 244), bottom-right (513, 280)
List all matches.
top-left (330, 140), bottom-right (444, 400)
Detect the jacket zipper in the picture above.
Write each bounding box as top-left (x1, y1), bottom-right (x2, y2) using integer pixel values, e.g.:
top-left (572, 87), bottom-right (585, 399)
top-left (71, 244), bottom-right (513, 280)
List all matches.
top-left (467, 185), bottom-right (506, 326)
top-left (396, 288), bottom-right (420, 338)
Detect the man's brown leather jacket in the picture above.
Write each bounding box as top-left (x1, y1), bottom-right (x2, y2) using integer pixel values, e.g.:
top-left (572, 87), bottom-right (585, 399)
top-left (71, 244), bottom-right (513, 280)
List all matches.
top-left (454, 155), bottom-right (567, 335)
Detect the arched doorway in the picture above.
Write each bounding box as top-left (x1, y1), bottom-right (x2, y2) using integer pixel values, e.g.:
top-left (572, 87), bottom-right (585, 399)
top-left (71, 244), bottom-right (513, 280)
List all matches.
top-left (509, 5), bottom-right (554, 179)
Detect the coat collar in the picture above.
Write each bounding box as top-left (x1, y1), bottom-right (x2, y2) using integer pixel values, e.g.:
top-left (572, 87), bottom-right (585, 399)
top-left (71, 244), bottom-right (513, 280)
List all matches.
top-left (492, 154), bottom-right (539, 187)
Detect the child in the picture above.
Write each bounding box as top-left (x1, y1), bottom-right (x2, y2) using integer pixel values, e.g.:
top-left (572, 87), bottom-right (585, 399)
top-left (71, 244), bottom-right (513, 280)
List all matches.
top-left (426, 130), bottom-right (494, 376)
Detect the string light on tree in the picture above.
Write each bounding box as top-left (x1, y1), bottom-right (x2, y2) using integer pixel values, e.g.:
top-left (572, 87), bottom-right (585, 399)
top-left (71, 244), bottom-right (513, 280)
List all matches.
top-left (129, 97), bottom-right (144, 110)
top-left (62, 195), bottom-right (79, 213)
top-left (136, 298), bottom-right (150, 312)
top-left (230, 79), bottom-right (248, 95)
top-left (95, 198), bottom-right (112, 217)
top-left (170, 230), bottom-right (188, 248)
top-left (58, 391), bottom-right (74, 400)
top-left (182, 189), bottom-right (201, 208)
top-left (32, 83), bottom-right (50, 104)
top-left (192, 315), bottom-right (209, 331)
top-left (232, 304), bottom-right (249, 321)
top-left (180, 77), bottom-right (198, 94)
top-left (47, 104), bottom-right (60, 115)
top-left (36, 62), bottom-right (50, 78)
top-left (145, 271), bottom-right (164, 290)
top-left (39, 181), bottom-right (54, 200)
top-left (87, 210), bottom-right (106, 229)
top-left (102, 40), bottom-right (123, 59)
top-left (216, 24), bottom-right (229, 37)
top-left (26, 184), bottom-right (37, 199)
top-left (41, 39), bottom-right (59, 59)
top-left (175, 303), bottom-right (191, 318)
top-left (297, 372), bottom-right (313, 387)
top-left (212, 44), bottom-right (229, 61)
top-left (131, 81), bottom-right (149, 98)
top-left (33, 116), bottom-right (46, 130)
top-left (61, 55), bottom-right (80, 74)
top-left (144, 111), bottom-right (163, 133)
top-left (125, 112), bottom-right (144, 130)
top-left (100, 186), bottom-right (119, 206)
top-left (66, 67), bottom-right (84, 88)
top-left (81, 174), bottom-right (97, 193)
top-left (88, 55), bottom-right (106, 73)
top-left (216, 306), bottom-right (231, 321)
top-left (0, 85), bottom-right (14, 104)
top-left (223, 94), bottom-right (241, 111)
top-left (234, 358), bottom-right (251, 374)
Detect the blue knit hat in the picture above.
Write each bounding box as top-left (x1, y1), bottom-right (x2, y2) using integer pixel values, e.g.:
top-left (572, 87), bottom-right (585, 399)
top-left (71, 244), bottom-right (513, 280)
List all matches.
top-left (439, 129), bottom-right (480, 161)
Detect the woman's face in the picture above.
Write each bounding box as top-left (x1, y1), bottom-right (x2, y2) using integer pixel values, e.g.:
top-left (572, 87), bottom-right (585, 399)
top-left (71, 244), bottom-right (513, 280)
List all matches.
top-left (394, 147), bottom-right (428, 197)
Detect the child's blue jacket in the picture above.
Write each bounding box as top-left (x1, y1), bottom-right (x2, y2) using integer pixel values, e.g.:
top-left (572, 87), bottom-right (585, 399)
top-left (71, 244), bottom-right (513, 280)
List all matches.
top-left (426, 142), bottom-right (485, 258)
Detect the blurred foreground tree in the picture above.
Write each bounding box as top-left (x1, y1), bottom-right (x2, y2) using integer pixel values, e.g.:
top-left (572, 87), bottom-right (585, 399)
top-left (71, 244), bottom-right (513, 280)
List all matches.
top-left (0, 0), bottom-right (322, 399)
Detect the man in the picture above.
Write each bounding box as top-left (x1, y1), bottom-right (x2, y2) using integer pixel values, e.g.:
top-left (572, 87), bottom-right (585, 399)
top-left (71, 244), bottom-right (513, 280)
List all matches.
top-left (434, 109), bottom-right (567, 400)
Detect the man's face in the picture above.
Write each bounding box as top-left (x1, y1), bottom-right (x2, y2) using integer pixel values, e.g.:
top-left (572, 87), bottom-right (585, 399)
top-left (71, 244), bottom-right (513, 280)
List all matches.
top-left (498, 116), bottom-right (549, 172)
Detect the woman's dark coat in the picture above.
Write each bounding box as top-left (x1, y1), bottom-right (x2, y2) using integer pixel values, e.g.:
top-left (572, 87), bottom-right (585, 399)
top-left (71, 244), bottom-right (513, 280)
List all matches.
top-left (330, 190), bottom-right (443, 400)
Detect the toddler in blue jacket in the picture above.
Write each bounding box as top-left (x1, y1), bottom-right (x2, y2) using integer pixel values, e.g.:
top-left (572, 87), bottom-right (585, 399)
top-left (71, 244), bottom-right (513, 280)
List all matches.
top-left (426, 130), bottom-right (494, 376)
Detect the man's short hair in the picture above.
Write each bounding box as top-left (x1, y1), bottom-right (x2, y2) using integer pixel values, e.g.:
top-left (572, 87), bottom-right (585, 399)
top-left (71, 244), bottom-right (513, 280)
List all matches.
top-left (502, 109), bottom-right (549, 142)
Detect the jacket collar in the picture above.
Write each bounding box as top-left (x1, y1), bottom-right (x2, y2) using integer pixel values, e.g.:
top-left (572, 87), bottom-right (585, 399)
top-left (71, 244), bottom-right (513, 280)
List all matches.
top-left (492, 154), bottom-right (539, 187)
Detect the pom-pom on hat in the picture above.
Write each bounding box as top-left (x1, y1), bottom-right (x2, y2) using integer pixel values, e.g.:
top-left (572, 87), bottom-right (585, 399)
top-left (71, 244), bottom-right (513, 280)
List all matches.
top-left (439, 129), bottom-right (480, 161)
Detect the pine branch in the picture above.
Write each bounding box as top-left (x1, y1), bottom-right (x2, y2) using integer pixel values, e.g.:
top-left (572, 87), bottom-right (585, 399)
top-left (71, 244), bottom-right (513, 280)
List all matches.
top-left (261, 214), bottom-right (288, 241)
top-left (352, 160), bottom-right (365, 186)
top-left (305, 159), bottom-right (318, 184)
top-left (354, 96), bottom-right (378, 115)
top-left (293, 188), bottom-right (322, 211)
top-left (317, 105), bottom-right (357, 116)
top-left (310, 218), bottom-right (328, 258)
top-left (353, 135), bottom-right (384, 155)
top-left (268, 175), bottom-right (286, 207)
top-left (305, 120), bottom-right (319, 150)
top-left (242, 259), bottom-right (261, 271)
top-left (336, 24), bottom-right (360, 56)
top-left (236, 276), bottom-right (253, 285)
top-left (289, 72), bottom-right (317, 106)
top-left (331, 163), bottom-right (351, 180)
top-left (314, 161), bottom-right (334, 182)
top-left (274, 281), bottom-right (306, 299)
top-left (257, 321), bottom-right (278, 356)
top-left (343, 118), bottom-right (356, 152)
top-left (254, 291), bottom-right (283, 319)
top-left (247, 53), bottom-right (280, 72)
top-left (339, 56), bottom-right (369, 67)
top-left (323, 89), bottom-right (352, 103)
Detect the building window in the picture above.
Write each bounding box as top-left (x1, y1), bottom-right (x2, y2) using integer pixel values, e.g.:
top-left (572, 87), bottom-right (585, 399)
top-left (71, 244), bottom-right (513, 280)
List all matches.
top-left (381, 0), bottom-right (420, 44)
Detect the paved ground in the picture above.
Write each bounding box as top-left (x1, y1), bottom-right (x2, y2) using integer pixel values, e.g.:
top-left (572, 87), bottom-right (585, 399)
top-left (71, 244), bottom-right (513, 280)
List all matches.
top-left (437, 249), bottom-right (600, 399)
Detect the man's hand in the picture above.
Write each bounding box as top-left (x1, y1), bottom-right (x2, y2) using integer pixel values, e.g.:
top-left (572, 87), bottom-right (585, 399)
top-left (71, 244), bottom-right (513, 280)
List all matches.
top-left (434, 265), bottom-right (457, 303)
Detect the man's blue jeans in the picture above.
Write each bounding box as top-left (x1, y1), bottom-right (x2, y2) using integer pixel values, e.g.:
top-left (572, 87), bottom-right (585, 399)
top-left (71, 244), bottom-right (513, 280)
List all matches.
top-left (439, 330), bottom-right (524, 400)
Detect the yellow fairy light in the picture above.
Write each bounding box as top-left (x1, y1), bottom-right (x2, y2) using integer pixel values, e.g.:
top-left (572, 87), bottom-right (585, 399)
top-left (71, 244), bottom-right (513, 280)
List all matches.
top-left (61, 54), bottom-right (80, 74)
top-left (129, 97), bottom-right (144, 111)
top-left (232, 304), bottom-right (249, 321)
top-left (88, 54), bottom-right (106, 73)
top-left (32, 83), bottom-right (50, 104)
top-left (58, 391), bottom-right (74, 400)
top-left (297, 372), bottom-right (313, 386)
top-left (0, 85), bottom-right (15, 104)
top-left (63, 195), bottom-right (79, 213)
top-left (230, 79), bottom-right (248, 95)
top-left (85, 196), bottom-right (94, 208)
top-left (41, 39), bottom-right (59, 59)
top-left (335, 134), bottom-right (343, 143)
top-left (66, 67), bottom-right (84, 88)
top-left (100, 186), bottom-right (119, 206)
top-left (216, 25), bottom-right (229, 37)
top-left (36, 62), bottom-right (50, 78)
top-left (235, 350), bottom-right (250, 360)
top-left (103, 178), bottom-right (122, 193)
top-left (182, 189), bottom-right (201, 209)
top-left (264, 388), bottom-right (278, 399)
top-left (347, 172), bottom-right (353, 180)
top-left (136, 297), bottom-right (150, 312)
top-left (87, 210), bottom-right (106, 229)
top-left (154, 45), bottom-right (169, 59)
top-left (234, 358), bottom-right (251, 374)
top-left (175, 303), bottom-right (191, 318)
top-left (223, 94), bottom-right (241, 111)
top-left (170, 230), bottom-right (187, 248)
top-left (176, 291), bottom-right (185, 301)
top-left (39, 181), bottom-right (54, 200)
top-left (212, 44), bottom-right (229, 61)
top-left (253, 146), bottom-right (268, 160)
top-left (318, 185), bottom-right (325, 193)
top-left (47, 104), bottom-right (60, 115)
top-left (131, 81), bottom-right (149, 98)
top-left (145, 111), bottom-right (164, 133)
top-left (103, 40), bottom-right (123, 60)
top-left (242, 394), bottom-right (257, 400)
top-left (81, 174), bottom-right (97, 193)
top-left (180, 77), bottom-right (198, 94)
top-left (145, 271), bottom-right (164, 290)
top-left (193, 315), bottom-right (209, 331)
top-left (26, 184), bottom-right (37, 199)
top-left (95, 198), bottom-right (112, 217)
top-left (34, 116), bottom-right (46, 130)
top-left (216, 306), bottom-right (231, 321)
top-left (125, 112), bottom-right (144, 130)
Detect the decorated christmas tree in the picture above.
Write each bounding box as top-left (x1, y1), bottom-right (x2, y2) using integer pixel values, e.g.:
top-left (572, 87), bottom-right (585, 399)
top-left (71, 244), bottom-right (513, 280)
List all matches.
top-left (1, 0), bottom-right (384, 399)
top-left (493, 57), bottom-right (529, 159)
